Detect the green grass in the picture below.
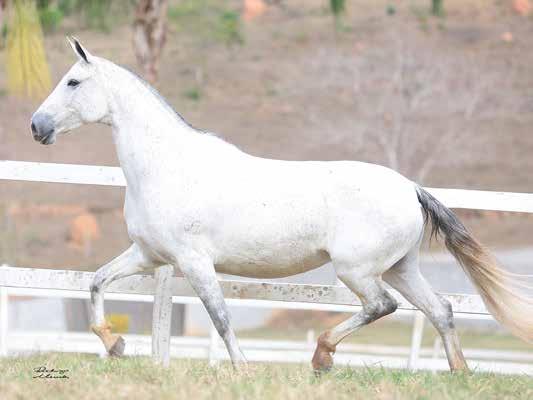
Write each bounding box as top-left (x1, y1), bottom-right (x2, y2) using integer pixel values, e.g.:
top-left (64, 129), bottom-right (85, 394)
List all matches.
top-left (168, 0), bottom-right (243, 46)
top-left (1, 353), bottom-right (531, 400)
top-left (183, 87), bottom-right (202, 101)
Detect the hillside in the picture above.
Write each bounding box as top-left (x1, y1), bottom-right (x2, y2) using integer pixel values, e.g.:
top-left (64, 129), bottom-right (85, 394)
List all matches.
top-left (0, 0), bottom-right (532, 269)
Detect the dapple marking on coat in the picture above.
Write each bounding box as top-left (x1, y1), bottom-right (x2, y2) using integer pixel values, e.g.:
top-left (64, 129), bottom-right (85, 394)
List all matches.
top-left (31, 38), bottom-right (533, 373)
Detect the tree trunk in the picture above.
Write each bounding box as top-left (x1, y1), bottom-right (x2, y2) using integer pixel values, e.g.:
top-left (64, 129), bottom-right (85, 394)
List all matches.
top-left (132, 0), bottom-right (168, 84)
top-left (431, 0), bottom-right (444, 16)
top-left (0, 0), bottom-right (6, 31)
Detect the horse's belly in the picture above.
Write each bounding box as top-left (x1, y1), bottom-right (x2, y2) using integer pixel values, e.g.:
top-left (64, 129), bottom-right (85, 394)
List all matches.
top-left (214, 248), bottom-right (331, 278)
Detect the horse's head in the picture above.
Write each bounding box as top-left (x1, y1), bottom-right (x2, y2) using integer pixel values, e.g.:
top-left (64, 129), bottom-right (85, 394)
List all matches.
top-left (31, 37), bottom-right (109, 145)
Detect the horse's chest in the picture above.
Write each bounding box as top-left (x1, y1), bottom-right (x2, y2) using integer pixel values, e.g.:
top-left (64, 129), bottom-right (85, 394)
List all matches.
top-left (124, 195), bottom-right (172, 253)
top-left (123, 191), bottom-right (202, 259)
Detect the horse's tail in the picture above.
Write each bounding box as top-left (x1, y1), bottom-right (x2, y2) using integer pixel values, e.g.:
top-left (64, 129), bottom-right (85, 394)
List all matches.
top-left (416, 186), bottom-right (533, 342)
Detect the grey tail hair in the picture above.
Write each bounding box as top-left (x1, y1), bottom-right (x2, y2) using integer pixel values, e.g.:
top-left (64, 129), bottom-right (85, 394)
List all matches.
top-left (416, 186), bottom-right (533, 342)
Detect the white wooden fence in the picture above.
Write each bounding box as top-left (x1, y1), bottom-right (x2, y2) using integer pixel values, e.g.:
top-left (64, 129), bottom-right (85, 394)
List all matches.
top-left (1, 160), bottom-right (533, 373)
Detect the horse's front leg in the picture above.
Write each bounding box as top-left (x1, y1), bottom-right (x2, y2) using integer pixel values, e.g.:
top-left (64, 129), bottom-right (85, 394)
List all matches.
top-left (177, 254), bottom-right (246, 368)
top-left (90, 243), bottom-right (156, 356)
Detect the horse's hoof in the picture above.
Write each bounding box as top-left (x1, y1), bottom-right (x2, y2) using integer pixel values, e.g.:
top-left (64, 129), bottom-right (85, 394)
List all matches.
top-left (312, 354), bottom-right (333, 377)
top-left (108, 335), bottom-right (125, 357)
top-left (313, 365), bottom-right (332, 377)
top-left (449, 356), bottom-right (470, 374)
top-left (450, 365), bottom-right (471, 374)
top-left (312, 332), bottom-right (335, 375)
top-left (231, 361), bottom-right (251, 376)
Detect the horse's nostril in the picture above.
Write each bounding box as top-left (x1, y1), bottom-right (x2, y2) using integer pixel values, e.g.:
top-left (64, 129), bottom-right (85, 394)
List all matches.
top-left (31, 121), bottom-right (37, 134)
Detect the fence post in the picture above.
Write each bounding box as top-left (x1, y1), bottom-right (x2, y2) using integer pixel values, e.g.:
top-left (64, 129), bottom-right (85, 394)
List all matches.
top-left (407, 310), bottom-right (425, 371)
top-left (152, 264), bottom-right (173, 367)
top-left (0, 287), bottom-right (8, 356)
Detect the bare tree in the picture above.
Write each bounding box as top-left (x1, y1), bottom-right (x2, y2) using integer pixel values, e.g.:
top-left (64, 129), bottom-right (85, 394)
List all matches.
top-left (432, 0), bottom-right (444, 16)
top-left (351, 39), bottom-right (514, 183)
top-left (0, 0), bottom-right (6, 28)
top-left (132, 0), bottom-right (168, 83)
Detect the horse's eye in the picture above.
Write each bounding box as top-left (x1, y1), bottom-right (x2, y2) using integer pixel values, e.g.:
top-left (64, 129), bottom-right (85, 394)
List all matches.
top-left (67, 79), bottom-right (80, 87)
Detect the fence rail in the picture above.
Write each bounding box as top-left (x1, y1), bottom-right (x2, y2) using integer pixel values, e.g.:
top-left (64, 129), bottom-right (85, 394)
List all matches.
top-left (3, 161), bottom-right (533, 212)
top-left (0, 266), bottom-right (489, 313)
top-left (1, 160), bottom-right (533, 372)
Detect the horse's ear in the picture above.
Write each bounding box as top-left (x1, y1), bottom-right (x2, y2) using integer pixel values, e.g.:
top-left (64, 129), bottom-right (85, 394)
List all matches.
top-left (67, 36), bottom-right (92, 64)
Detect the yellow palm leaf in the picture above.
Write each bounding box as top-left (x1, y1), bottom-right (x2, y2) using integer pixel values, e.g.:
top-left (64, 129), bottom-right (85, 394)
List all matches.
top-left (6, 0), bottom-right (51, 100)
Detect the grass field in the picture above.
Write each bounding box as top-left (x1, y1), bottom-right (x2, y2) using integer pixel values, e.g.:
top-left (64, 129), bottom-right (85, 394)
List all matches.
top-left (1, 354), bottom-right (532, 400)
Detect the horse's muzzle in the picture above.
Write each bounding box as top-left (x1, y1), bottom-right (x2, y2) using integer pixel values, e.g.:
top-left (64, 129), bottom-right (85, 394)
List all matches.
top-left (31, 113), bottom-right (56, 145)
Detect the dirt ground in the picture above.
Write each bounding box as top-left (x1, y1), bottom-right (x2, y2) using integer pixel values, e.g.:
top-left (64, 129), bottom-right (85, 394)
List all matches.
top-left (0, 0), bottom-right (532, 270)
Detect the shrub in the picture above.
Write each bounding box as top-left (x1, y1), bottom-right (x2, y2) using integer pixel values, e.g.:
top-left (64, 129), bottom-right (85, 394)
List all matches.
top-left (58, 0), bottom-right (76, 16)
top-left (78, 0), bottom-right (112, 32)
top-left (168, 0), bottom-right (244, 47)
top-left (330, 0), bottom-right (345, 17)
top-left (38, 6), bottom-right (63, 32)
top-left (1, 22), bottom-right (7, 49)
top-left (431, 0), bottom-right (444, 16)
top-left (216, 10), bottom-right (243, 45)
top-left (183, 87), bottom-right (201, 101)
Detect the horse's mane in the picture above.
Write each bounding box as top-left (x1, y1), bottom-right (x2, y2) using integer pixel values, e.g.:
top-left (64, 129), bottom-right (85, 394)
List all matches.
top-left (117, 64), bottom-right (206, 134)
top-left (105, 60), bottom-right (236, 149)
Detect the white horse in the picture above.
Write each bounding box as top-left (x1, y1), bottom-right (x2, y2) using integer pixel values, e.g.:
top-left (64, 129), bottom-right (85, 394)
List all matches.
top-left (31, 38), bottom-right (532, 372)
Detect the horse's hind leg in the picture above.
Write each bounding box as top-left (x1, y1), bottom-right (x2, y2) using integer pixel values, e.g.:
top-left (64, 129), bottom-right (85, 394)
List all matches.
top-left (312, 263), bottom-right (398, 373)
top-left (383, 245), bottom-right (469, 372)
top-left (90, 244), bottom-right (156, 356)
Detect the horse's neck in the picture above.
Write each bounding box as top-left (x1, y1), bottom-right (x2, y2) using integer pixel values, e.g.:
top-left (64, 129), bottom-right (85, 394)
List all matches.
top-left (107, 69), bottom-right (194, 190)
